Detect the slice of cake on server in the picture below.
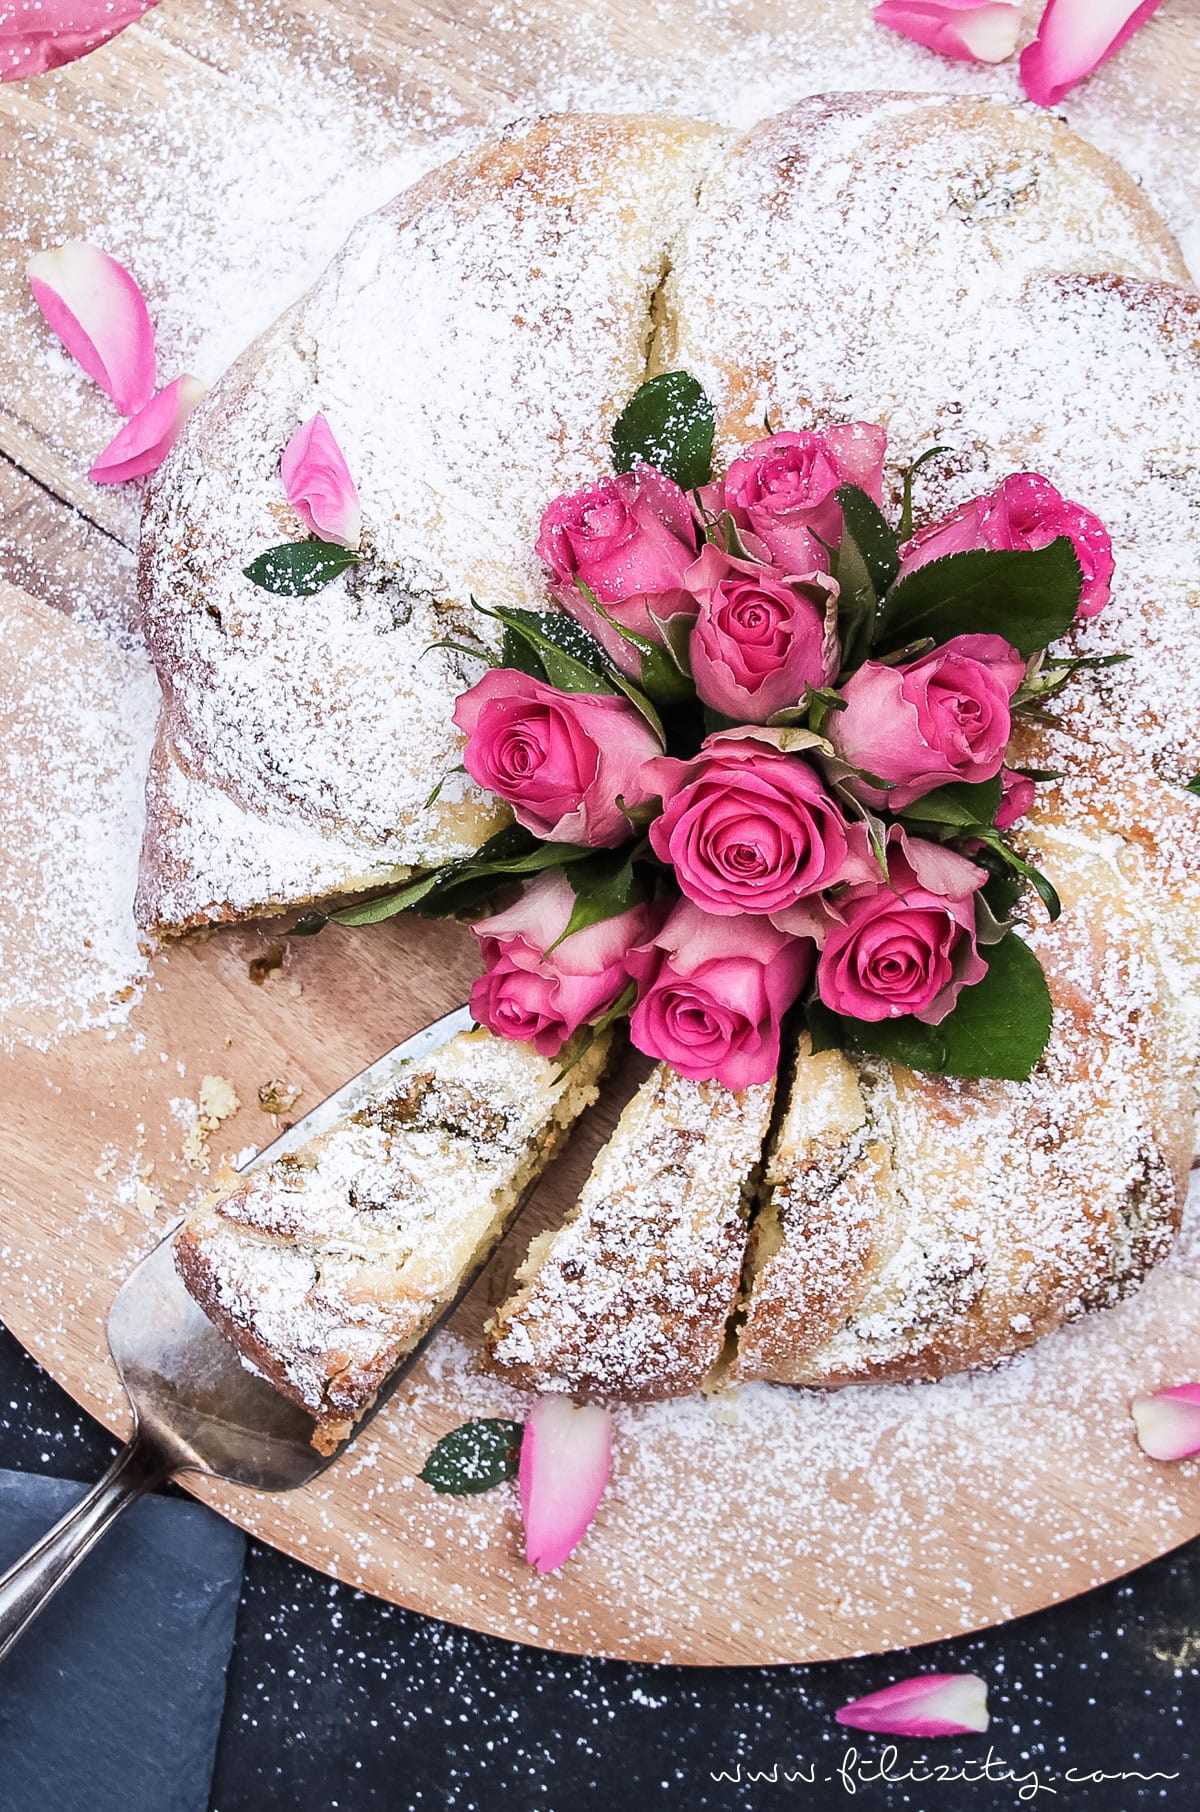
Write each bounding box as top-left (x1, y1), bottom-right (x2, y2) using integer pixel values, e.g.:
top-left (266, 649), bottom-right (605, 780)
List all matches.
top-left (173, 1027), bottom-right (609, 1451)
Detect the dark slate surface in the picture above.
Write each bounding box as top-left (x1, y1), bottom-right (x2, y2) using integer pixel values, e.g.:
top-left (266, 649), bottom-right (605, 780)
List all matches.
top-left (0, 1319), bottom-right (1195, 1812)
top-left (0, 1467), bottom-right (243, 1812)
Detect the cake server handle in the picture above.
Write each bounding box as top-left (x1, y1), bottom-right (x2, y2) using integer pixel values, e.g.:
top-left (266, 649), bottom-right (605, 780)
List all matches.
top-left (0, 1423), bottom-right (172, 1664)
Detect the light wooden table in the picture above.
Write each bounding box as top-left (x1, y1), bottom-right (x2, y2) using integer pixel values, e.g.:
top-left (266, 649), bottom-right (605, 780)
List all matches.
top-left (0, 0), bottom-right (1198, 1665)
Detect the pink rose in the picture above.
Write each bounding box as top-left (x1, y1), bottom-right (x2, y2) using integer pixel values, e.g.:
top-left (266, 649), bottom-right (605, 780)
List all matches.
top-left (817, 836), bottom-right (988, 1025)
top-left (828, 633), bottom-right (1025, 810)
top-left (994, 767), bottom-right (1036, 832)
top-left (711, 423), bottom-right (888, 573)
top-left (628, 899), bottom-right (812, 1089)
top-left (535, 465), bottom-right (699, 674)
top-left (685, 543), bottom-right (838, 722)
top-left (897, 473), bottom-right (1114, 618)
top-left (646, 734), bottom-right (873, 918)
top-left (470, 870), bottom-right (656, 1057)
top-left (453, 670), bottom-right (660, 848)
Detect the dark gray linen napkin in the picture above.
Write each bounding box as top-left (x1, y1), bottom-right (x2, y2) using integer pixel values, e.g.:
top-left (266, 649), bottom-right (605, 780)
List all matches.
top-left (0, 1468), bottom-right (244, 1812)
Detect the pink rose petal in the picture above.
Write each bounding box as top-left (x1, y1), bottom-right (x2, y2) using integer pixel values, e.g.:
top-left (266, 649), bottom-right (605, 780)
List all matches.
top-left (874, 1), bottom-right (1020, 64)
top-left (1021, 0), bottom-right (1163, 107)
top-left (1, 0), bottom-right (159, 82)
top-left (27, 240), bottom-right (156, 414)
top-left (281, 413), bottom-right (362, 548)
top-left (837, 1673), bottom-right (990, 1738)
top-left (88, 374), bottom-right (205, 484)
top-left (1131, 1385), bottom-right (1200, 1462)
top-left (518, 1395), bottom-right (612, 1574)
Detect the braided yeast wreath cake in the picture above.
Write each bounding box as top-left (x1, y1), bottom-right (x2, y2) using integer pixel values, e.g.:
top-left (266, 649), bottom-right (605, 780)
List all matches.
top-left (146, 97), bottom-right (1200, 1397)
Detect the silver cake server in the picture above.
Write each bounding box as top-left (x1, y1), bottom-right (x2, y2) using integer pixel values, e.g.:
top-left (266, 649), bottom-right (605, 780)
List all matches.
top-left (0, 1001), bottom-right (475, 1664)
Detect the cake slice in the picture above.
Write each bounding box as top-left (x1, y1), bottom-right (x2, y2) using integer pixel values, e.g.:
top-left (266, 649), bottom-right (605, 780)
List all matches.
top-left (174, 1027), bottom-right (609, 1450)
top-left (488, 1064), bottom-right (774, 1398)
top-left (735, 815), bottom-right (1196, 1389)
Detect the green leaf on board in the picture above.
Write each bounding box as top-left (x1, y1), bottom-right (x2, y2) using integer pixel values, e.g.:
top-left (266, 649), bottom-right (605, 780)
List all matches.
top-left (419, 1419), bottom-right (524, 1495)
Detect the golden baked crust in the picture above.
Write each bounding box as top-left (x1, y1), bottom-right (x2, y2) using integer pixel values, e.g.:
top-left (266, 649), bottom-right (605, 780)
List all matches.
top-left (487, 1064), bottom-right (773, 1397)
top-left (137, 113), bottom-right (724, 935)
top-left (174, 1028), bottom-right (610, 1449)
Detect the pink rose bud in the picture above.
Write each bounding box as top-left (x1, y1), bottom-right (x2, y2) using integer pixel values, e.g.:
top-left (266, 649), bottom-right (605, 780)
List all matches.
top-left (837, 1672), bottom-right (990, 1738)
top-left (711, 423), bottom-right (888, 574)
top-left (1022, 0), bottom-right (1163, 109)
top-left (88, 373), bottom-right (205, 484)
top-left (519, 1395), bottom-right (612, 1574)
top-left (536, 465), bottom-right (699, 675)
top-left (817, 835), bottom-right (988, 1025)
top-left (898, 473), bottom-right (1114, 618)
top-left (828, 633), bottom-right (1025, 811)
top-left (2, 0), bottom-right (159, 83)
top-left (470, 870), bottom-right (657, 1058)
top-left (26, 240), bottom-right (156, 415)
top-left (628, 899), bottom-right (812, 1090)
top-left (646, 736), bottom-right (867, 918)
top-left (685, 543), bottom-right (838, 723)
top-left (280, 413), bottom-right (362, 548)
top-left (994, 767), bottom-right (1037, 832)
top-left (874, 1), bottom-right (1020, 64)
top-left (1131, 1385), bottom-right (1200, 1462)
top-left (453, 669), bottom-right (661, 848)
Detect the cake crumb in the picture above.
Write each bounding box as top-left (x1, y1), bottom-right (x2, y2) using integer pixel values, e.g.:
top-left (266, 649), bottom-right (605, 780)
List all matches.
top-left (258, 1078), bottom-right (302, 1117)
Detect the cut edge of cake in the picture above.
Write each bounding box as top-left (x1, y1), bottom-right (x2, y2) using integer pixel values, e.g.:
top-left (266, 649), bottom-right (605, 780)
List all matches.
top-left (174, 1025), bottom-right (611, 1451)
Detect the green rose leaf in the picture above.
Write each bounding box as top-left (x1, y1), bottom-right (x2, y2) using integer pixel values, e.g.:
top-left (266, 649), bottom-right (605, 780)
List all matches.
top-left (243, 539), bottom-right (360, 596)
top-left (876, 538), bottom-right (1083, 659)
top-left (898, 444), bottom-right (953, 542)
top-left (328, 826), bottom-right (595, 927)
top-left (488, 606), bottom-right (615, 694)
top-left (970, 829), bottom-right (1062, 922)
top-left (419, 1418), bottom-right (524, 1495)
top-left (1186, 773), bottom-right (1200, 798)
top-left (836, 484), bottom-right (899, 598)
top-left (832, 522), bottom-right (878, 678)
top-left (610, 370), bottom-right (715, 490)
top-left (830, 930), bottom-right (1053, 1081)
top-left (899, 776), bottom-right (1003, 832)
top-left (553, 853), bottom-right (639, 949)
top-left (582, 588), bottom-right (693, 706)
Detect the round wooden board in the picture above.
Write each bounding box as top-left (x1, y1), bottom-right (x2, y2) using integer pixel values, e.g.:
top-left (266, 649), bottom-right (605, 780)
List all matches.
top-left (1, 0), bottom-right (1200, 1668)
top-left (1, 859), bottom-right (1200, 1667)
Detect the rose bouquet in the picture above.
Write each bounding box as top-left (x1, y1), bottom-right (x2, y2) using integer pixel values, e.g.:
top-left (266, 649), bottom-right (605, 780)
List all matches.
top-left (296, 371), bottom-right (1119, 1089)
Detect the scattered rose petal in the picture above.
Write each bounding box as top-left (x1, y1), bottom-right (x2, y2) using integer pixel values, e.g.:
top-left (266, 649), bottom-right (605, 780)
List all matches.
top-left (1021, 0), bottom-right (1163, 107)
top-left (0, 0), bottom-right (159, 82)
top-left (26, 240), bottom-right (156, 414)
top-left (518, 1395), bottom-right (612, 1574)
top-left (281, 413), bottom-right (362, 548)
top-left (1131, 1386), bottom-right (1200, 1462)
top-left (88, 374), bottom-right (205, 484)
top-left (874, 0), bottom-right (1021, 64)
top-left (836, 1673), bottom-right (990, 1738)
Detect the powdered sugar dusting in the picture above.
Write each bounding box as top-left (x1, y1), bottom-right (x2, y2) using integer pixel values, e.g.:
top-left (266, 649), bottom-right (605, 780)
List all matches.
top-left (0, 585), bottom-right (158, 1049)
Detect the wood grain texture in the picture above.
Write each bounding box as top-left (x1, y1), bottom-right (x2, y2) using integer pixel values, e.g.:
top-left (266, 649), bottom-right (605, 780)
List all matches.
top-left (0, 0), bottom-right (1199, 1665)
